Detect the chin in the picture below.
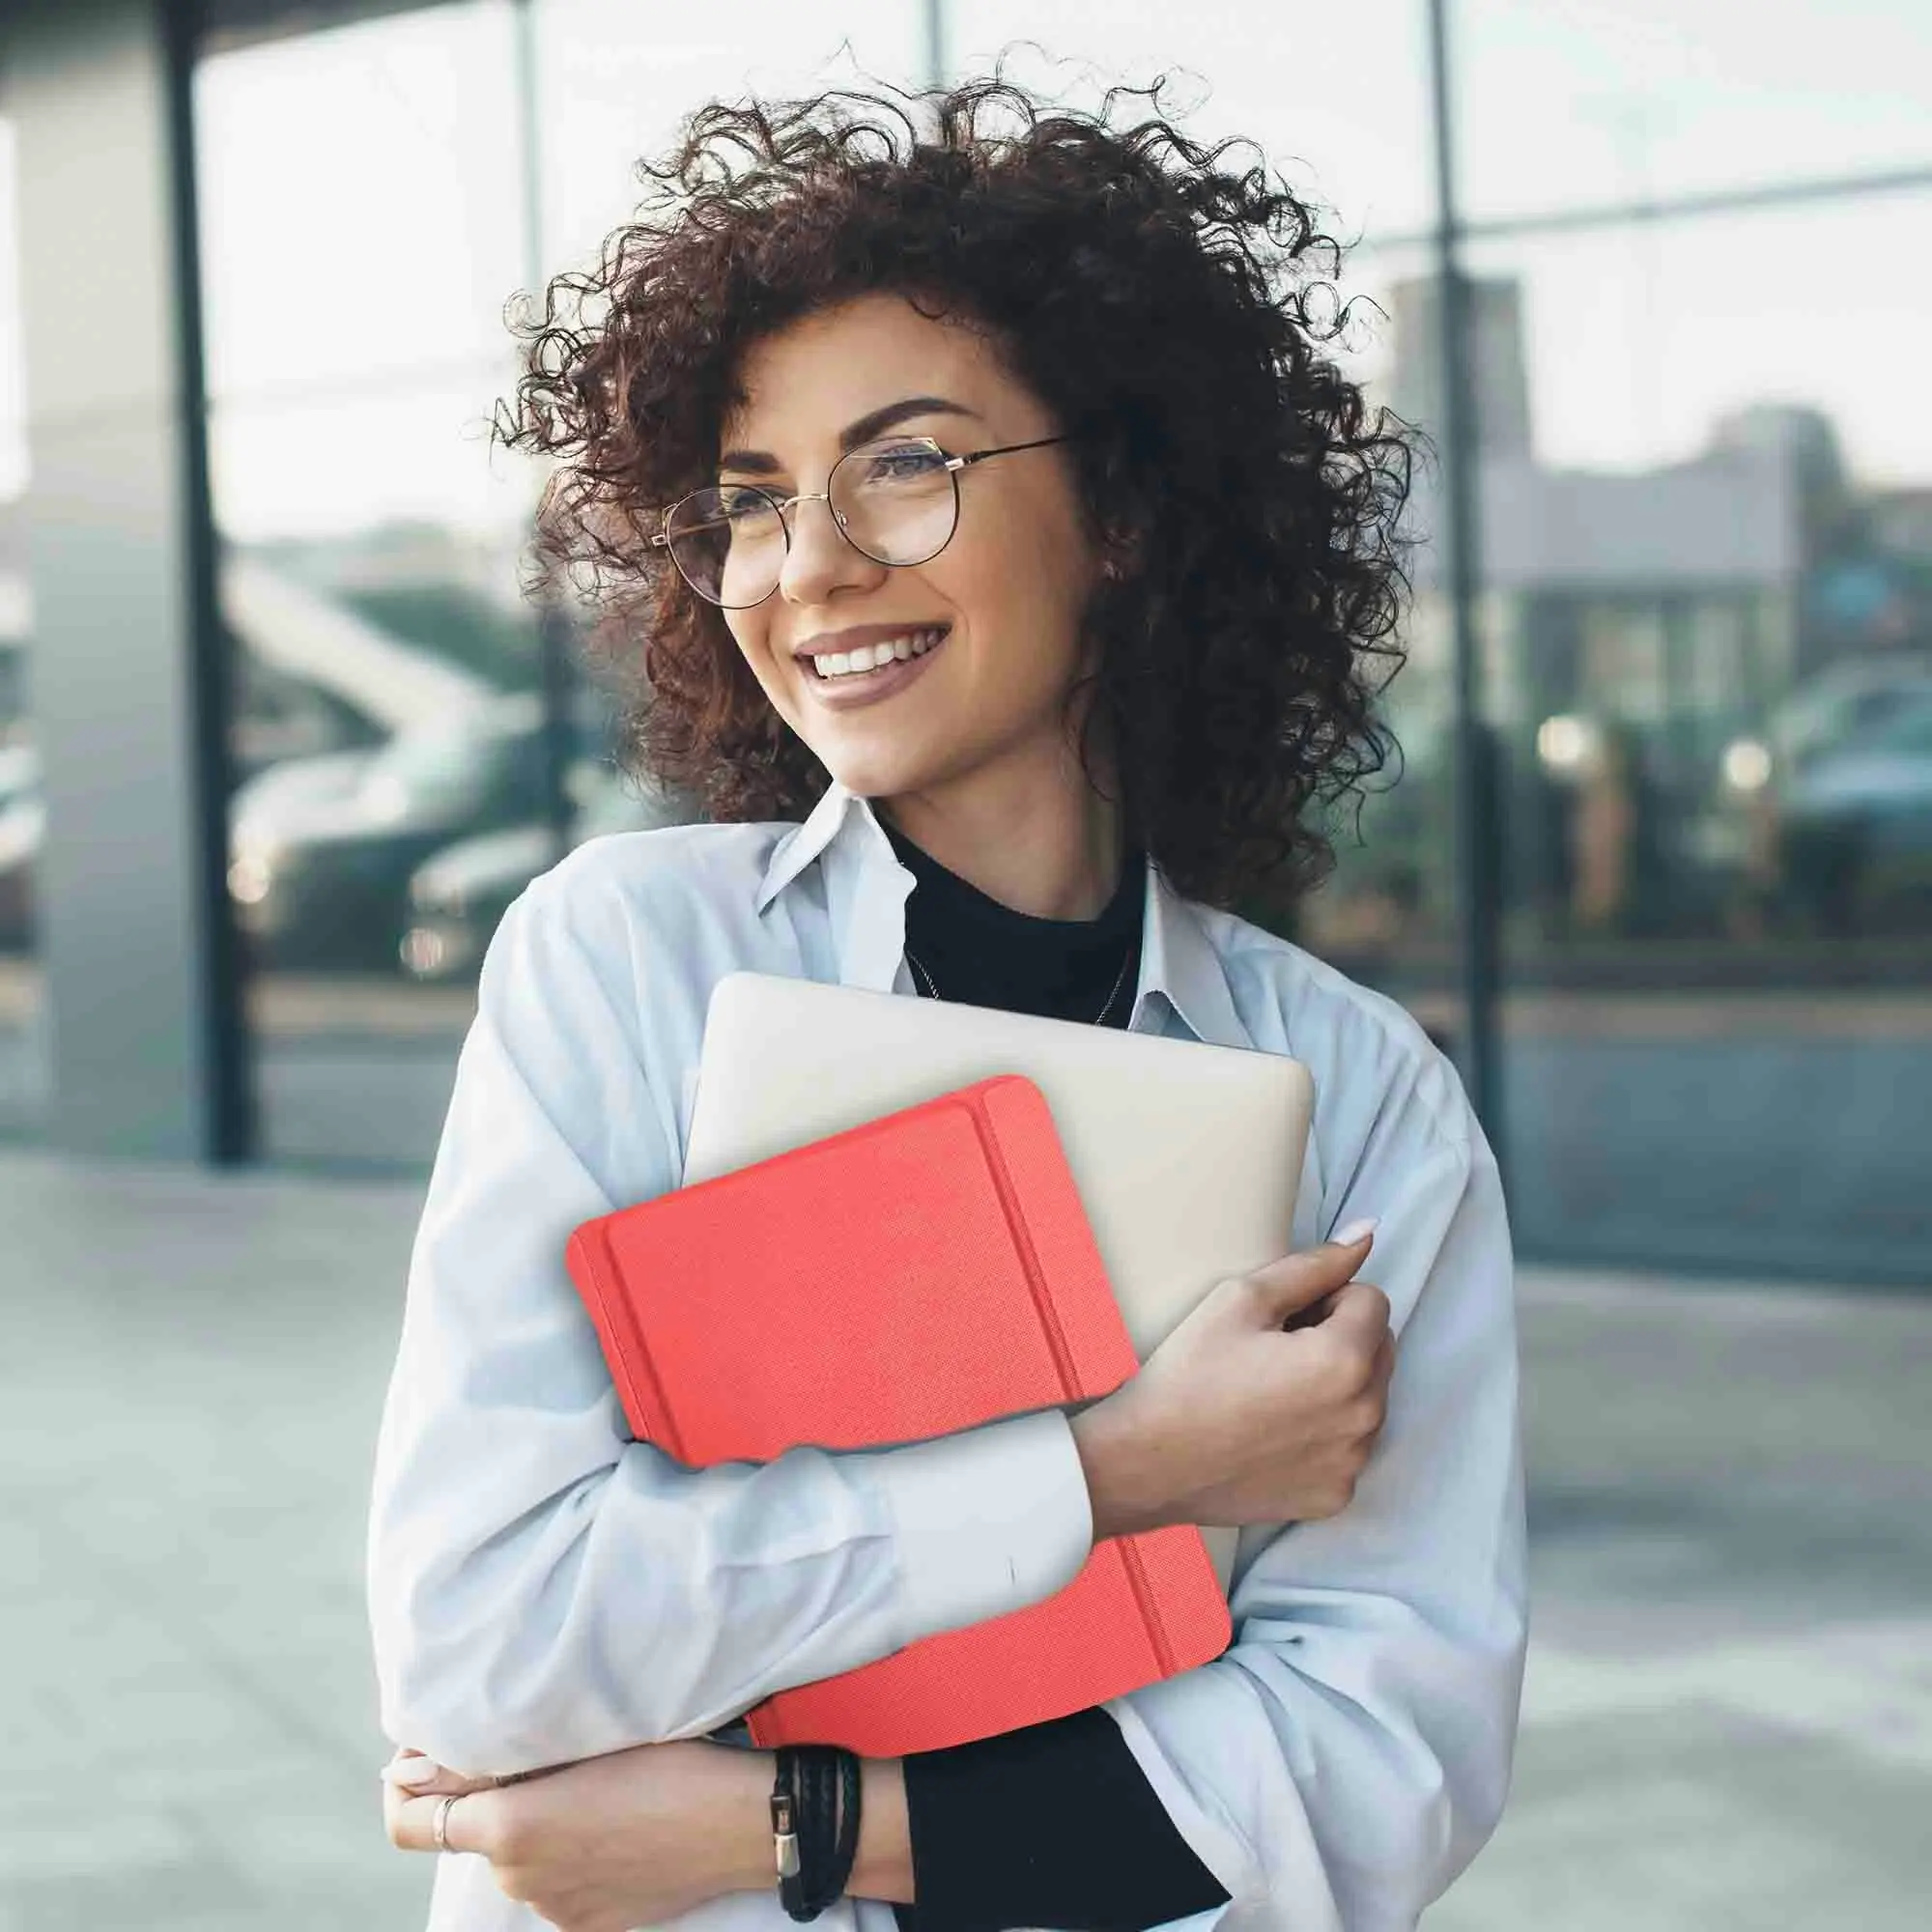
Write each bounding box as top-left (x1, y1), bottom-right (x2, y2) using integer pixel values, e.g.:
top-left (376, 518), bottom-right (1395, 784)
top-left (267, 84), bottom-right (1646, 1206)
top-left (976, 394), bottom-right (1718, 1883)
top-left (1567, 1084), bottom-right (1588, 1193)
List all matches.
top-left (792, 725), bottom-right (942, 805)
top-left (811, 751), bottom-right (929, 803)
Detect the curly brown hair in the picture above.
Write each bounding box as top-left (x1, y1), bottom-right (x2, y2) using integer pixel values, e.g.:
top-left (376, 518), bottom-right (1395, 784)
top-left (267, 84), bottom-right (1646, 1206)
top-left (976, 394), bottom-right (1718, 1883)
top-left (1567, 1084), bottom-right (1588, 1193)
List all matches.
top-left (496, 75), bottom-right (1413, 911)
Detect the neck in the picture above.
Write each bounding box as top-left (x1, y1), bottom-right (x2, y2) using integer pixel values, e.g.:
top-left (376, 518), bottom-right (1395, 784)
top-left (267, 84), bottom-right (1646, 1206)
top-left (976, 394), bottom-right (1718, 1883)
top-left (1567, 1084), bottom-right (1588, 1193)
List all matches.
top-left (875, 747), bottom-right (1124, 922)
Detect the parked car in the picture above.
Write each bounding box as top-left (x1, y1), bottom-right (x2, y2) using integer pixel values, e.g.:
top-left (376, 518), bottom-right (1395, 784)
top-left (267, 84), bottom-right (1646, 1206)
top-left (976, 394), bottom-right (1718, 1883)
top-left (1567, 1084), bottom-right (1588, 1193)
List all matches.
top-left (1764, 653), bottom-right (1932, 773)
top-left (1718, 655), bottom-right (1932, 934)
top-left (227, 693), bottom-right (582, 969)
top-left (1777, 686), bottom-right (1932, 933)
top-left (399, 767), bottom-right (692, 981)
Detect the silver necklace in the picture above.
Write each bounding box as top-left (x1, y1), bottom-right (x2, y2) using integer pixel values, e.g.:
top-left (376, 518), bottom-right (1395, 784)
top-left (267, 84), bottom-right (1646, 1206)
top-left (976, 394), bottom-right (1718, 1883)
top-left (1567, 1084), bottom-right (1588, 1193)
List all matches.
top-left (904, 941), bottom-right (1136, 1027)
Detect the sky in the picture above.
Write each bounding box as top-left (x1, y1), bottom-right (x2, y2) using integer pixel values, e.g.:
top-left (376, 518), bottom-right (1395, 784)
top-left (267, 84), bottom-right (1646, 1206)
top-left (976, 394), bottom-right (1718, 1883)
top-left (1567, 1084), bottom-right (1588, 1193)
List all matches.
top-left (0, 0), bottom-right (1927, 538)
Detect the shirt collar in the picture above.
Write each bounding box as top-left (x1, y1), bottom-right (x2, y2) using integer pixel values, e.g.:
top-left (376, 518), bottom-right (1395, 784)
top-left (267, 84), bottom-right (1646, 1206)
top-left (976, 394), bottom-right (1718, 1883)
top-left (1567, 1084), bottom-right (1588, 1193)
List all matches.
top-left (1141, 858), bottom-right (1251, 1050)
top-left (755, 778), bottom-right (1253, 1051)
top-left (754, 776), bottom-right (868, 912)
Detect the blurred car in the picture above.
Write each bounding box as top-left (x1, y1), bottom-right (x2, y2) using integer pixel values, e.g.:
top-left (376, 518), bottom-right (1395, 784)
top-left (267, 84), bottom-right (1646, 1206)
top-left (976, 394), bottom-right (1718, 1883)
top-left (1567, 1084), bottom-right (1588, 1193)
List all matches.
top-left (399, 767), bottom-right (692, 981)
top-left (1719, 655), bottom-right (1932, 933)
top-left (228, 693), bottom-right (577, 969)
top-left (1764, 653), bottom-right (1932, 772)
top-left (1777, 687), bottom-right (1932, 932)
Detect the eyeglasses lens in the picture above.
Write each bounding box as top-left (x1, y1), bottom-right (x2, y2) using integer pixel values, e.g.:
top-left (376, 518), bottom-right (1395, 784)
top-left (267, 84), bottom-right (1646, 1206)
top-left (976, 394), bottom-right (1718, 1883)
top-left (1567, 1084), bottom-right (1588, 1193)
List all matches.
top-left (664, 440), bottom-right (959, 608)
top-left (832, 441), bottom-right (957, 568)
top-left (664, 488), bottom-right (784, 609)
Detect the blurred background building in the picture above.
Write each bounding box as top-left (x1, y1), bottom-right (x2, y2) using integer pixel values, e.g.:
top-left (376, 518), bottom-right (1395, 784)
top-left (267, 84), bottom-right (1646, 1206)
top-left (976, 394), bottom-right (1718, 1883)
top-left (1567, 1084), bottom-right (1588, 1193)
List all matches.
top-left (1, 0), bottom-right (1928, 1284)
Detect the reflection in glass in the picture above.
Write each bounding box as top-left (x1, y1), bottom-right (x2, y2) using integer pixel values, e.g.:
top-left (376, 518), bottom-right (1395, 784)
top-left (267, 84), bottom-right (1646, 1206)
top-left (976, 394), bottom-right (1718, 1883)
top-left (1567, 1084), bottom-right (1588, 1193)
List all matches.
top-left (0, 670), bottom-right (41, 1133)
top-left (198, 6), bottom-right (563, 1168)
top-left (1273, 237), bottom-right (1463, 1055)
top-left (945, 0), bottom-right (1434, 238)
top-left (535, 0), bottom-right (922, 270)
top-left (210, 385), bottom-right (555, 987)
top-left (0, 114), bottom-right (45, 1136)
top-left (195, 3), bottom-right (524, 399)
top-left (1447, 197), bottom-right (1932, 1278)
top-left (196, 3), bottom-right (935, 1168)
top-left (232, 690), bottom-right (564, 971)
top-left (1451, 200), bottom-right (1932, 972)
top-left (1454, 0), bottom-right (1932, 224)
top-left (399, 763), bottom-right (683, 984)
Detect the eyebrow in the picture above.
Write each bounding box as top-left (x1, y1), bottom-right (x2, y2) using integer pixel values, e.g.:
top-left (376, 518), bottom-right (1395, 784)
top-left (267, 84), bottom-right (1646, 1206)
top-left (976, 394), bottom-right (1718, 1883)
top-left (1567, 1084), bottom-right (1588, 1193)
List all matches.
top-left (717, 395), bottom-right (980, 476)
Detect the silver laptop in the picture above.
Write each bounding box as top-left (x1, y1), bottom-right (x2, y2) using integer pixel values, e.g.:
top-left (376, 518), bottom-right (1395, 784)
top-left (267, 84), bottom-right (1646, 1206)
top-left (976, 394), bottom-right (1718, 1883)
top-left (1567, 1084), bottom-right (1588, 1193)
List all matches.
top-left (683, 971), bottom-right (1316, 1593)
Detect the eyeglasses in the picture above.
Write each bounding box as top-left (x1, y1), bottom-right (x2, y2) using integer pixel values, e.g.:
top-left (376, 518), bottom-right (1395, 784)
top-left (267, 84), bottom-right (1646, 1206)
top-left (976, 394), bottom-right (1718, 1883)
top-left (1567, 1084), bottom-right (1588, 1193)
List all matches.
top-left (650, 433), bottom-right (1070, 609)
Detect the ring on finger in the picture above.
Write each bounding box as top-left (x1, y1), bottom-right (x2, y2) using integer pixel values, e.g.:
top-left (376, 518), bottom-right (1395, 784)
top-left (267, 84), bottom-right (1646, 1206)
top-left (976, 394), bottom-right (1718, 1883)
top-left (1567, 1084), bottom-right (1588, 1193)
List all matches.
top-left (432, 1793), bottom-right (461, 1854)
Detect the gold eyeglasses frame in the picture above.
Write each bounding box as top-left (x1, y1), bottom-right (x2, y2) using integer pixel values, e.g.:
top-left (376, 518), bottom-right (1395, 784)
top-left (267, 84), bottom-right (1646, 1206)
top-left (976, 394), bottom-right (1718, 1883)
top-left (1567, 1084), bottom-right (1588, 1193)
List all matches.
top-left (648, 432), bottom-right (1073, 609)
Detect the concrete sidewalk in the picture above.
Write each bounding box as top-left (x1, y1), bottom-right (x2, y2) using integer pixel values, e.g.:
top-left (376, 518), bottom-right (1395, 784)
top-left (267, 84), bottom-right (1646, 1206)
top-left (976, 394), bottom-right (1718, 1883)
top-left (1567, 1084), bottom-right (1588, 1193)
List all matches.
top-left (2, 1151), bottom-right (1925, 1930)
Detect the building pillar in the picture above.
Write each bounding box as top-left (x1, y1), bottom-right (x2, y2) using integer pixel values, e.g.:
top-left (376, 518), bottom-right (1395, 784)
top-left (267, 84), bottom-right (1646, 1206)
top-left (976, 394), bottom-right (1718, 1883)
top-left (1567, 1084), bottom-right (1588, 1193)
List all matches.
top-left (3, 0), bottom-right (247, 1159)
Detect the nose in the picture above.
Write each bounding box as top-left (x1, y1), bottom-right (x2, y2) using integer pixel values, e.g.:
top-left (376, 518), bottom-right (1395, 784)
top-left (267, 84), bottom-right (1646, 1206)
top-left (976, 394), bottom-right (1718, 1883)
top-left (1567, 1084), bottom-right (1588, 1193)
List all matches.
top-left (778, 493), bottom-right (888, 608)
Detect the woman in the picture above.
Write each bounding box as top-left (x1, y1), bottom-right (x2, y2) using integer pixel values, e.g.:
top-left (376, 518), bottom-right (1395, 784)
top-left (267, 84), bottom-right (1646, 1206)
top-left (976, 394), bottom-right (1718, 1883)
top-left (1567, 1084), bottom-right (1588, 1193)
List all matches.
top-left (369, 78), bottom-right (1525, 1932)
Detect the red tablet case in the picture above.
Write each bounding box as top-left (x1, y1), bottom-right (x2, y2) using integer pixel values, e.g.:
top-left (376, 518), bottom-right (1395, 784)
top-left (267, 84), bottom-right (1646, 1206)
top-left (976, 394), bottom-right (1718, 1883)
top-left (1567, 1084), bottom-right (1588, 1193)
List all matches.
top-left (564, 1072), bottom-right (1232, 1757)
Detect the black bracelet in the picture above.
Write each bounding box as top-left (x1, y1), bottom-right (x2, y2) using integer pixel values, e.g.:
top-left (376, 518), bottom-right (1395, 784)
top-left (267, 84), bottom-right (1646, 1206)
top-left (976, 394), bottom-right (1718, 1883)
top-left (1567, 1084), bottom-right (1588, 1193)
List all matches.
top-left (824, 1747), bottom-right (861, 1906)
top-left (772, 1744), bottom-right (862, 1920)
top-left (797, 1747), bottom-right (834, 1916)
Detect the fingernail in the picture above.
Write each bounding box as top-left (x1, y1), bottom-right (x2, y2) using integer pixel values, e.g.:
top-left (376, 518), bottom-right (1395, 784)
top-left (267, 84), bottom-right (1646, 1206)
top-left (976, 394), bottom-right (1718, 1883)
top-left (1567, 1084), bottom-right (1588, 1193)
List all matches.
top-left (382, 1757), bottom-right (446, 1788)
top-left (1333, 1217), bottom-right (1378, 1246)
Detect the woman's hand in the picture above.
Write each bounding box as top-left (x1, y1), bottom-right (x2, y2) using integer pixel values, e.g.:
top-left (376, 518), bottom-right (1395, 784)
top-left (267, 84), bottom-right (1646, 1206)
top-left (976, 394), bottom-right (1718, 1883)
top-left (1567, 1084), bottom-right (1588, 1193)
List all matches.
top-left (384, 1740), bottom-right (770, 1932)
top-left (1070, 1222), bottom-right (1395, 1540)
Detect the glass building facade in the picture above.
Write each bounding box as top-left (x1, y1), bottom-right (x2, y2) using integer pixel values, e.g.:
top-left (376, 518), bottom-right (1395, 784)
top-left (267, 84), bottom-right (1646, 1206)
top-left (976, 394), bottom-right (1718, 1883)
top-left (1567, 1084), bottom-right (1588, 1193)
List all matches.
top-left (3, 0), bottom-right (1927, 1282)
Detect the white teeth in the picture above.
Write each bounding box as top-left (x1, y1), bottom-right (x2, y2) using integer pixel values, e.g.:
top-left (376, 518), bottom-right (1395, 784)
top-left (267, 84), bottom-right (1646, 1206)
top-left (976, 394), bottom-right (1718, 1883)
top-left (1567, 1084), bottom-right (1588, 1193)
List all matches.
top-left (811, 629), bottom-right (946, 679)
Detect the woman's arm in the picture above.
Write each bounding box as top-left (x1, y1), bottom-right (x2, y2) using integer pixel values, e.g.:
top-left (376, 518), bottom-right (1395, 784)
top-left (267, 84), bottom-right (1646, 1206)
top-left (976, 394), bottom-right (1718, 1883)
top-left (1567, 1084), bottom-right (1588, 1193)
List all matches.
top-left (384, 1720), bottom-right (1221, 1927)
top-left (865, 1081), bottom-right (1520, 1932)
top-left (1081, 1116), bottom-right (1527, 1930)
top-left (367, 859), bottom-right (1095, 1777)
top-left (530, 1105), bottom-right (1495, 1932)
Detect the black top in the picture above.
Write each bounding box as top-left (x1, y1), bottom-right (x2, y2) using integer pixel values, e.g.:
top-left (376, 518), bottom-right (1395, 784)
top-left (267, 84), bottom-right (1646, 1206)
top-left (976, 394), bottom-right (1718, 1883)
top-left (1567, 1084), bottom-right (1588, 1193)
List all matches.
top-left (881, 813), bottom-right (1146, 1029)
top-left (881, 815), bottom-right (1230, 1932)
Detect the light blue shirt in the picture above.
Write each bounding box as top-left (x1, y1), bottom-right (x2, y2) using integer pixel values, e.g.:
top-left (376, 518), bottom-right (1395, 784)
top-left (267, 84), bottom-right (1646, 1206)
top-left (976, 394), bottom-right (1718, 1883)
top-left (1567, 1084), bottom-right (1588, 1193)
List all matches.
top-left (367, 777), bottom-right (1527, 1932)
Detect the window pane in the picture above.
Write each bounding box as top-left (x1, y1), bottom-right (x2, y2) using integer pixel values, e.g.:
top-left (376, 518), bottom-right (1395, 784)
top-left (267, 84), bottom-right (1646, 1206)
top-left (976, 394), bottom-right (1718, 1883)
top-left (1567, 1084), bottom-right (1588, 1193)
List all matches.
top-left (1282, 242), bottom-right (1468, 1059)
top-left (198, 6), bottom-right (560, 1171)
top-left (1468, 198), bottom-right (1928, 482)
top-left (1459, 194), bottom-right (1932, 1279)
top-left (1455, 0), bottom-right (1932, 223)
top-left (201, 3), bottom-right (929, 1171)
top-left (196, 3), bottom-right (526, 398)
top-left (535, 0), bottom-right (923, 272)
top-left (947, 0), bottom-right (1435, 238)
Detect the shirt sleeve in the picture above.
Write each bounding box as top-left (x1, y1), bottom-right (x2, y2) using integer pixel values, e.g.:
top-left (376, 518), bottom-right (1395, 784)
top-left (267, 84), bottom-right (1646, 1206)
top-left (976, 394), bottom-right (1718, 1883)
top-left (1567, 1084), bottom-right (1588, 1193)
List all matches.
top-left (1088, 1075), bottom-right (1528, 1932)
top-left (365, 864), bottom-right (1095, 1777)
top-left (891, 1706), bottom-right (1231, 1932)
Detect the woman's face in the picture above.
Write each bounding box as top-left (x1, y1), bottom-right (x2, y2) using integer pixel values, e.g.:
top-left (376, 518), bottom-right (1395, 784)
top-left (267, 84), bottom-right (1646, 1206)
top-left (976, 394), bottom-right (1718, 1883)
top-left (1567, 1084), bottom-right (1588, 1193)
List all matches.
top-left (716, 292), bottom-right (1105, 811)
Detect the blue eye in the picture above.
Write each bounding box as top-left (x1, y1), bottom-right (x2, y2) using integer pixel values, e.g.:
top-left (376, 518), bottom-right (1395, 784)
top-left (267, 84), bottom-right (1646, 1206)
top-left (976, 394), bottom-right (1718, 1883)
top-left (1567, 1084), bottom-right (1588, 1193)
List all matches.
top-left (852, 444), bottom-right (949, 489)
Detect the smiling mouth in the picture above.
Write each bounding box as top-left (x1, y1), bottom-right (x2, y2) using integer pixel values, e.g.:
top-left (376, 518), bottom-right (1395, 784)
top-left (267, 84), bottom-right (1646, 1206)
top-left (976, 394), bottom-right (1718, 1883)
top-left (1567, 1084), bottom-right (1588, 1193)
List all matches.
top-left (804, 625), bottom-right (951, 681)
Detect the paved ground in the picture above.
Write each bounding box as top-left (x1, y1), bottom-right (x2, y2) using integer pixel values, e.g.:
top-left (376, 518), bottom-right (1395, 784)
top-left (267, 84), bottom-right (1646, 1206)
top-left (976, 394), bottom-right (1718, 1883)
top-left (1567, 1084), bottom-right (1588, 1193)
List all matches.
top-left (1, 1150), bottom-right (1927, 1930)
